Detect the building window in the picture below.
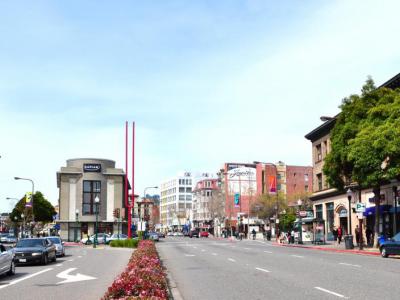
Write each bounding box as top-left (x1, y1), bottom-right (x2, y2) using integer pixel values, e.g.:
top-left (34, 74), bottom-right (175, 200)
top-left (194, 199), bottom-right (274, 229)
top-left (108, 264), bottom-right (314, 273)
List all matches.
top-left (316, 204), bottom-right (323, 219)
top-left (277, 173), bottom-right (281, 180)
top-left (316, 144), bottom-right (322, 161)
top-left (82, 180), bottom-right (101, 215)
top-left (304, 174), bottom-right (309, 182)
top-left (206, 190), bottom-right (212, 197)
top-left (179, 187), bottom-right (185, 193)
top-left (305, 185), bottom-right (309, 192)
top-left (186, 187), bottom-right (192, 193)
top-left (317, 173), bottom-right (323, 191)
top-left (326, 202), bottom-right (334, 240)
top-left (277, 183), bottom-right (281, 190)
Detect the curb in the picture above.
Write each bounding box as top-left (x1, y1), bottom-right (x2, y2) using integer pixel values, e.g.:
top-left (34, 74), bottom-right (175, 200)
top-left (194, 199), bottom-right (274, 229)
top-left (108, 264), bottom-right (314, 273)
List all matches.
top-left (165, 268), bottom-right (184, 300)
top-left (273, 242), bottom-right (380, 256)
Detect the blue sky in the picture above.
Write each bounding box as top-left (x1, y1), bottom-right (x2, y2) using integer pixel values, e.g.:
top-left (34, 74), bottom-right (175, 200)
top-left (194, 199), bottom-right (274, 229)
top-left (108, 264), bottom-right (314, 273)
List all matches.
top-left (1, 0), bottom-right (399, 212)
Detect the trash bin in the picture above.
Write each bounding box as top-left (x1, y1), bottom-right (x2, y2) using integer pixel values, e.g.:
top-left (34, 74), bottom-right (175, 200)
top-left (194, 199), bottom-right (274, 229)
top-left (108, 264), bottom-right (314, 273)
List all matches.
top-left (344, 235), bottom-right (354, 249)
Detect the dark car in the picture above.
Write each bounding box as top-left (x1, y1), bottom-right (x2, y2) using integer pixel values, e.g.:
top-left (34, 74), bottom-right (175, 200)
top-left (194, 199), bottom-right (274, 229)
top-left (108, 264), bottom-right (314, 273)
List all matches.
top-left (157, 232), bottom-right (165, 238)
top-left (189, 230), bottom-right (199, 238)
top-left (14, 238), bottom-right (57, 265)
top-left (380, 232), bottom-right (400, 258)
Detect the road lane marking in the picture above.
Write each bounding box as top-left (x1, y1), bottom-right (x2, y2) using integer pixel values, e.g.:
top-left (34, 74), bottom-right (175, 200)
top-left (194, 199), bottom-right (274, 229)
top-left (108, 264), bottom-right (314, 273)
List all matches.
top-left (244, 247), bottom-right (251, 250)
top-left (228, 258), bottom-right (236, 262)
top-left (339, 262), bottom-right (361, 268)
top-left (201, 249), bottom-right (206, 252)
top-left (56, 264), bottom-right (63, 267)
top-left (0, 268), bottom-right (53, 290)
top-left (264, 250), bottom-right (272, 254)
top-left (255, 267), bottom-right (270, 273)
top-left (56, 268), bottom-right (96, 284)
top-left (185, 254), bottom-right (195, 257)
top-left (68, 259), bottom-right (74, 262)
top-left (78, 256), bottom-right (82, 258)
top-left (314, 287), bottom-right (348, 298)
top-left (212, 253), bottom-right (218, 256)
top-left (291, 255), bottom-right (304, 258)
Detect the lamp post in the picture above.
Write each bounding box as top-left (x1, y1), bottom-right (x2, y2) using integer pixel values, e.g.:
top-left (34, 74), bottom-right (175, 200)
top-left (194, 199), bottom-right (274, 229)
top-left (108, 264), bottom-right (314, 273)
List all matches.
top-left (14, 177), bottom-right (35, 236)
top-left (21, 213), bottom-right (25, 238)
top-left (393, 185), bottom-right (398, 235)
top-left (297, 199), bottom-right (303, 244)
top-left (347, 188), bottom-right (353, 238)
top-left (14, 216), bottom-right (18, 240)
top-left (93, 196), bottom-right (100, 248)
top-left (74, 209), bottom-right (79, 242)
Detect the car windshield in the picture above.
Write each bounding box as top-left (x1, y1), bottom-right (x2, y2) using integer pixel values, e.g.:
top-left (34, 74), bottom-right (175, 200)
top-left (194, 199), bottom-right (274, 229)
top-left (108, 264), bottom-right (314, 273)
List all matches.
top-left (16, 239), bottom-right (44, 248)
top-left (48, 237), bottom-right (61, 244)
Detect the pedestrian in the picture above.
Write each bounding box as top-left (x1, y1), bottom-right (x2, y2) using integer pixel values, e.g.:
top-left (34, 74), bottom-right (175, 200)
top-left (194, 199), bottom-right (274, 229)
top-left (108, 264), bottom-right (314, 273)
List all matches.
top-left (332, 226), bottom-right (338, 245)
top-left (355, 225), bottom-right (360, 246)
top-left (287, 231), bottom-right (291, 244)
top-left (337, 226), bottom-right (343, 245)
top-left (251, 229), bottom-right (256, 240)
top-left (366, 227), bottom-right (372, 246)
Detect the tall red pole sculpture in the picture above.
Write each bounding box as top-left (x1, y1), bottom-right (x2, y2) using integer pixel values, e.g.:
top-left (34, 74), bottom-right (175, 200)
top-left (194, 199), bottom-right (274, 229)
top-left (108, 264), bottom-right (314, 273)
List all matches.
top-left (124, 121), bottom-right (135, 238)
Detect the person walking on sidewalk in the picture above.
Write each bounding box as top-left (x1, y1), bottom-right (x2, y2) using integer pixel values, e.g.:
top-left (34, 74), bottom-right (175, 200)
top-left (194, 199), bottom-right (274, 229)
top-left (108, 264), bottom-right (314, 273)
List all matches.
top-left (366, 227), bottom-right (373, 246)
top-left (355, 225), bottom-right (360, 246)
top-left (332, 226), bottom-right (338, 245)
top-left (337, 226), bottom-right (343, 245)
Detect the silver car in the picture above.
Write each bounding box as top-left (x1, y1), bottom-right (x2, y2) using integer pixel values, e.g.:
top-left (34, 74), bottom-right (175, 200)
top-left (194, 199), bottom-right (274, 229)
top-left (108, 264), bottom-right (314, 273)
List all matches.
top-left (0, 244), bottom-right (15, 276)
top-left (47, 236), bottom-right (65, 257)
top-left (106, 234), bottom-right (128, 244)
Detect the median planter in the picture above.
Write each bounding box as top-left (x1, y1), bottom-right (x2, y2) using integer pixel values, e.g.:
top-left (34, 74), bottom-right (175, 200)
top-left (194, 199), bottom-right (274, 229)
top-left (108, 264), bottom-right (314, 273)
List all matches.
top-left (103, 240), bottom-right (168, 300)
top-left (110, 239), bottom-right (139, 248)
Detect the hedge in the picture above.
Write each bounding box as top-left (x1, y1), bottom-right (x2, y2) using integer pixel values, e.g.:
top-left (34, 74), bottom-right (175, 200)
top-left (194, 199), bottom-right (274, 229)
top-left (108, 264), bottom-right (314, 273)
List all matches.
top-left (109, 238), bottom-right (139, 248)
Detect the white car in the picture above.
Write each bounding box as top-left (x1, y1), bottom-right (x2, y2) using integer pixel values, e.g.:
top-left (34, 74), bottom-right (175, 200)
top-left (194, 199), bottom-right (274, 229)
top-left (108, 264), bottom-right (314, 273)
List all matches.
top-left (0, 244), bottom-right (15, 276)
top-left (173, 232), bottom-right (184, 237)
top-left (81, 233), bottom-right (110, 245)
top-left (106, 234), bottom-right (128, 244)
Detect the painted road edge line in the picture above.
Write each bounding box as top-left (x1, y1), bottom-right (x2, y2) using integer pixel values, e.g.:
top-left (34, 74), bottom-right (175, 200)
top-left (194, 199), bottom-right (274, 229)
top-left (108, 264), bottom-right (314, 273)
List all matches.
top-left (264, 250), bottom-right (272, 254)
top-left (339, 262), bottom-right (361, 268)
top-left (314, 287), bottom-right (348, 298)
top-left (291, 255), bottom-right (304, 258)
top-left (0, 268), bottom-right (53, 290)
top-left (228, 258), bottom-right (236, 262)
top-left (255, 267), bottom-right (270, 273)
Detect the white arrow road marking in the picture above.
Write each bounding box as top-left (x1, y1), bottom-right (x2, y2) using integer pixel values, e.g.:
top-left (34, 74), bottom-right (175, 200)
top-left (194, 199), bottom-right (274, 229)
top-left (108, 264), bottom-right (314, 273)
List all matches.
top-left (264, 250), bottom-right (272, 254)
top-left (0, 268), bottom-right (53, 290)
top-left (291, 255), bottom-right (304, 258)
top-left (56, 268), bottom-right (96, 284)
top-left (314, 287), bottom-right (348, 298)
top-left (212, 253), bottom-right (218, 256)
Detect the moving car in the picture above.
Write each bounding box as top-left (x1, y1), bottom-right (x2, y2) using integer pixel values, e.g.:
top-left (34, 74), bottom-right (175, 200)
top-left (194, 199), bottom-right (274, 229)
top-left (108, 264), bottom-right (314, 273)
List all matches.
top-left (157, 232), bottom-right (165, 238)
top-left (0, 244), bottom-right (15, 276)
top-left (173, 232), bottom-right (184, 237)
top-left (148, 232), bottom-right (159, 242)
top-left (200, 231), bottom-right (209, 238)
top-left (5, 235), bottom-right (17, 244)
top-left (380, 232), bottom-right (400, 258)
top-left (106, 234), bottom-right (128, 244)
top-left (14, 238), bottom-right (57, 265)
top-left (167, 232), bottom-right (174, 236)
top-left (189, 230), bottom-right (199, 238)
top-left (81, 233), bottom-right (110, 245)
top-left (47, 236), bottom-right (65, 257)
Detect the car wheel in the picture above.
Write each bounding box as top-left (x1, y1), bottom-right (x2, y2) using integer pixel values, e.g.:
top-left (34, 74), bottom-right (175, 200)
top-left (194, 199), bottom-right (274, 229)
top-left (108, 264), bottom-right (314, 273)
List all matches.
top-left (52, 253), bottom-right (57, 262)
top-left (7, 260), bottom-right (15, 276)
top-left (42, 254), bottom-right (48, 265)
top-left (381, 247), bottom-right (388, 258)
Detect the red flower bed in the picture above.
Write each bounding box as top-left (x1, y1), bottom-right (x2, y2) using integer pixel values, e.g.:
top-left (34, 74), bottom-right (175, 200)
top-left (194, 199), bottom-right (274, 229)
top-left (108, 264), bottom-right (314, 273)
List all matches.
top-left (103, 240), bottom-right (168, 300)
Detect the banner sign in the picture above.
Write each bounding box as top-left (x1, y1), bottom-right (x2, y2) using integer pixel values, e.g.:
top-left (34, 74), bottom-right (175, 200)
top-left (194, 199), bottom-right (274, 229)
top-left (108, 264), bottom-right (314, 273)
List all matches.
top-left (268, 176), bottom-right (277, 193)
top-left (25, 192), bottom-right (32, 208)
top-left (227, 167), bottom-right (256, 196)
top-left (234, 193), bottom-right (240, 207)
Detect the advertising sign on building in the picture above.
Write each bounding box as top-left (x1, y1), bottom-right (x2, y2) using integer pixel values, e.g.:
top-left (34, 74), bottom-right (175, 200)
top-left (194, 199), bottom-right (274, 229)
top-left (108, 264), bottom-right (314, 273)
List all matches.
top-left (268, 176), bottom-right (277, 193)
top-left (227, 167), bottom-right (256, 196)
top-left (83, 163), bottom-right (102, 172)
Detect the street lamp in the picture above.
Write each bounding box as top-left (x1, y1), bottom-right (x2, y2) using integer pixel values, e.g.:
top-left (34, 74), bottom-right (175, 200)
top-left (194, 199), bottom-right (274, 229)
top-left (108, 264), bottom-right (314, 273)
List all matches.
top-left (93, 196), bottom-right (100, 248)
top-left (14, 177), bottom-right (35, 223)
top-left (393, 185), bottom-right (398, 235)
top-left (346, 188), bottom-right (353, 238)
top-left (74, 209), bottom-right (79, 242)
top-left (21, 213), bottom-right (25, 238)
top-left (297, 199), bottom-right (303, 244)
top-left (14, 216), bottom-right (18, 240)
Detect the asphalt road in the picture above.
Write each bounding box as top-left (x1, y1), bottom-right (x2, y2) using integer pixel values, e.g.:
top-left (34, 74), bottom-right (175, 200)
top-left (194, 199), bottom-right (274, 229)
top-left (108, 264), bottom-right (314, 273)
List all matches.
top-left (157, 237), bottom-right (400, 300)
top-left (0, 245), bottom-right (132, 300)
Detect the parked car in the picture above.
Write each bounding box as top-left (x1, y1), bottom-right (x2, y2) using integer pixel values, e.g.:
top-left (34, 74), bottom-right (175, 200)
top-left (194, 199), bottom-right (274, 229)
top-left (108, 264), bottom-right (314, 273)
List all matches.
top-left (14, 238), bottom-right (57, 265)
top-left (167, 232), bottom-right (174, 236)
top-left (81, 233), bottom-right (110, 245)
top-left (157, 232), bottom-right (165, 238)
top-left (0, 244), bottom-right (15, 276)
top-left (200, 231), bottom-right (209, 238)
top-left (0, 233), bottom-right (8, 243)
top-left (174, 232), bottom-right (184, 237)
top-left (380, 232), bottom-right (400, 258)
top-left (106, 234), bottom-right (128, 244)
top-left (148, 232), bottom-right (159, 242)
top-left (5, 235), bottom-right (17, 244)
top-left (47, 236), bottom-right (65, 257)
top-left (189, 230), bottom-right (199, 238)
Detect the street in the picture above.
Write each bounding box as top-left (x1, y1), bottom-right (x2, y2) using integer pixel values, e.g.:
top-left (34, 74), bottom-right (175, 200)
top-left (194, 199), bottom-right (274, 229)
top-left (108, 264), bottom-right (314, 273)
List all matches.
top-left (157, 237), bottom-right (400, 300)
top-left (0, 245), bottom-right (131, 300)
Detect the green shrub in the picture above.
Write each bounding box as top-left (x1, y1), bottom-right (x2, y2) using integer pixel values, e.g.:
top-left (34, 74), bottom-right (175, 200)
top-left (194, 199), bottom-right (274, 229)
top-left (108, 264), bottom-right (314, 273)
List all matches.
top-left (110, 238), bottom-right (139, 248)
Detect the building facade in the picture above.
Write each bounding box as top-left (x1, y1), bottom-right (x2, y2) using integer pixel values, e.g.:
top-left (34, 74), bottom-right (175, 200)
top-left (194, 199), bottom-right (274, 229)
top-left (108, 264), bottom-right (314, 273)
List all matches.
top-left (159, 172), bottom-right (193, 229)
top-left (305, 73), bottom-right (400, 242)
top-left (57, 158), bottom-right (127, 241)
top-left (192, 178), bottom-right (220, 227)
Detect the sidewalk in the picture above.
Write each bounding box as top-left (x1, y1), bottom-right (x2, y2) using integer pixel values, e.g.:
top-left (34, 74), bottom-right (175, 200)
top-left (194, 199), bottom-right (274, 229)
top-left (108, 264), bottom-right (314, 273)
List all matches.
top-left (272, 240), bottom-right (380, 256)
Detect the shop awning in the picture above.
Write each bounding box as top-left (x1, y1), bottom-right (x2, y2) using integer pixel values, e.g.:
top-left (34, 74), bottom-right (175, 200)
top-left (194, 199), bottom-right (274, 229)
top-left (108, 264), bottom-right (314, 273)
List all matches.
top-left (363, 205), bottom-right (391, 216)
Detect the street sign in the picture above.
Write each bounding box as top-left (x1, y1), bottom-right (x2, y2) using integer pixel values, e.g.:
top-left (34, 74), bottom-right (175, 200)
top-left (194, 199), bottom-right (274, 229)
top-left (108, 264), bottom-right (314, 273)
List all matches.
top-left (299, 211), bottom-right (307, 217)
top-left (355, 203), bottom-right (366, 212)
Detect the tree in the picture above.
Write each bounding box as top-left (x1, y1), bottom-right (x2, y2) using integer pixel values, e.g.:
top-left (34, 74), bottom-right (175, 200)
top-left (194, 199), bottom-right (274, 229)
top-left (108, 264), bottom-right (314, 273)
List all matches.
top-left (208, 189), bottom-right (225, 231)
top-left (251, 192), bottom-right (288, 225)
top-left (323, 77), bottom-right (400, 247)
top-left (10, 191), bottom-right (56, 224)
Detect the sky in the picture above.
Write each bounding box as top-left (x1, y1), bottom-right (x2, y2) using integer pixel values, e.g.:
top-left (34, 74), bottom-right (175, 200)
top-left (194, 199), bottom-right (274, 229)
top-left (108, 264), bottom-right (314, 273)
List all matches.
top-left (0, 0), bottom-right (399, 213)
